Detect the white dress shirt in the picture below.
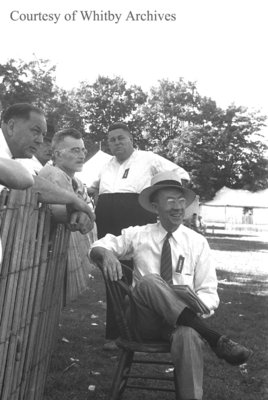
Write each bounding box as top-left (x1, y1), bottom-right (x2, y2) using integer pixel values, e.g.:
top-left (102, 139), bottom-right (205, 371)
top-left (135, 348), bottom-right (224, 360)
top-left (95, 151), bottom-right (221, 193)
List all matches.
top-left (0, 129), bottom-right (13, 192)
top-left (15, 156), bottom-right (43, 175)
top-left (0, 128), bottom-right (13, 159)
top-left (91, 222), bottom-right (219, 311)
top-left (90, 150), bottom-right (190, 194)
top-left (0, 128), bottom-right (43, 176)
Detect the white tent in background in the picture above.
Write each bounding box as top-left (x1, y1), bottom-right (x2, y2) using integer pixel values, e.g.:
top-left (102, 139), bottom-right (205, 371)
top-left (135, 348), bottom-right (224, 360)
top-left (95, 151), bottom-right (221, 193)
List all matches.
top-left (204, 186), bottom-right (268, 208)
top-left (76, 150), bottom-right (112, 188)
top-left (200, 186), bottom-right (268, 230)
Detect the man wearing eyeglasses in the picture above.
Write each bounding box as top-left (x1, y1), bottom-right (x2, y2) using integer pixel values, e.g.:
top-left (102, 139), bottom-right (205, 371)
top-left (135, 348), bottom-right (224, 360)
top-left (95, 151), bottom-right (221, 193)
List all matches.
top-left (39, 128), bottom-right (94, 234)
top-left (38, 128), bottom-right (95, 306)
top-left (90, 170), bottom-right (252, 400)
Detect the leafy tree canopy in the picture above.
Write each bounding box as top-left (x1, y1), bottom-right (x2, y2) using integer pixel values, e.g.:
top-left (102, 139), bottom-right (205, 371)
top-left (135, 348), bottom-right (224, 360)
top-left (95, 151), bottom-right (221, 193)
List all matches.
top-left (0, 58), bottom-right (267, 198)
top-left (74, 76), bottom-right (147, 150)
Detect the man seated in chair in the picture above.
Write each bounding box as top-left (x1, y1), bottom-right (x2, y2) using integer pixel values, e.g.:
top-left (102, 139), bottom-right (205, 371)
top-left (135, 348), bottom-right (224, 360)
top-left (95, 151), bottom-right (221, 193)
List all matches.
top-left (90, 170), bottom-right (252, 400)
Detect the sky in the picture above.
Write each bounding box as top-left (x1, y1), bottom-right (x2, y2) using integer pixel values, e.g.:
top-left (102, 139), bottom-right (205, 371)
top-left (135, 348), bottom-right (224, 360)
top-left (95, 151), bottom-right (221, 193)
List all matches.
top-left (1, 0), bottom-right (268, 139)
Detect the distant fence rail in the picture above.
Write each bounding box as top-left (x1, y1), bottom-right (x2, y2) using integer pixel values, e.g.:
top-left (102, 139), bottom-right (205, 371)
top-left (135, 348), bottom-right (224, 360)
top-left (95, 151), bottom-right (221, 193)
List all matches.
top-left (0, 187), bottom-right (70, 400)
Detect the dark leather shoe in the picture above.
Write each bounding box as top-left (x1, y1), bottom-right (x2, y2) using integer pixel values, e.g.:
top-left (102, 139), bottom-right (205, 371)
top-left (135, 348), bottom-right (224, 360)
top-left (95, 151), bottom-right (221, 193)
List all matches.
top-left (214, 335), bottom-right (253, 365)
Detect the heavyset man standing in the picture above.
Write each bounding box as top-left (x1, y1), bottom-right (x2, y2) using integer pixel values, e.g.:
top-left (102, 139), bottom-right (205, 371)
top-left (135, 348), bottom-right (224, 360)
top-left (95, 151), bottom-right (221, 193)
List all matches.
top-left (89, 122), bottom-right (190, 238)
top-left (90, 170), bottom-right (252, 400)
top-left (88, 122), bottom-right (190, 347)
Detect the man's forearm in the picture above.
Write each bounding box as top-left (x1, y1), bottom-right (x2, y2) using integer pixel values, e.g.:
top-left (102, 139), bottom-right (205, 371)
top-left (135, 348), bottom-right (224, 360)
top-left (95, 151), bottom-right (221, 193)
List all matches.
top-left (0, 159), bottom-right (34, 189)
top-left (90, 246), bottom-right (107, 266)
top-left (33, 176), bottom-right (95, 221)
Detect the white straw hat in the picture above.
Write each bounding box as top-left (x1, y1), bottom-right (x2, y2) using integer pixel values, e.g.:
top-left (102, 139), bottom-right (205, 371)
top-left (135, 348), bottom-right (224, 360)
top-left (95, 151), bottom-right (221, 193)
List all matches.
top-left (138, 170), bottom-right (196, 213)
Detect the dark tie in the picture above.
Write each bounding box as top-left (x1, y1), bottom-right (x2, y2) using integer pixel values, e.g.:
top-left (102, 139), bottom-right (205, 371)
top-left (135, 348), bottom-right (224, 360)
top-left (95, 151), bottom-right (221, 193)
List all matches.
top-left (72, 178), bottom-right (78, 193)
top-left (160, 232), bottom-right (173, 284)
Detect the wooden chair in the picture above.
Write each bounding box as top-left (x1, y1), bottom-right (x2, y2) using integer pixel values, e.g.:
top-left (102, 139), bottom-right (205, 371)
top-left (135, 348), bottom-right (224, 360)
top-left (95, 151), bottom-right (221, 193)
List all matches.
top-left (101, 263), bottom-right (180, 400)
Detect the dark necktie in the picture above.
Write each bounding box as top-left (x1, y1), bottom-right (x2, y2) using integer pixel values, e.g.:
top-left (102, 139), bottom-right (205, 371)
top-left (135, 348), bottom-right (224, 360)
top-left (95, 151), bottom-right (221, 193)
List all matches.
top-left (72, 178), bottom-right (78, 193)
top-left (160, 232), bottom-right (173, 284)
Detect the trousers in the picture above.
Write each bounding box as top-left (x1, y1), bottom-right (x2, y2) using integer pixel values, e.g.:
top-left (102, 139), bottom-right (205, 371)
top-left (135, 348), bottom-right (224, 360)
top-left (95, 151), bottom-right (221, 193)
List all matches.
top-left (131, 273), bottom-right (204, 400)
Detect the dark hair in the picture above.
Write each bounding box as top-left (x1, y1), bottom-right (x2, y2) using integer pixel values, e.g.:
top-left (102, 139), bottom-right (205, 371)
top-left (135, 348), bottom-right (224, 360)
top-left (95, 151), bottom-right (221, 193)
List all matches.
top-left (1, 103), bottom-right (44, 124)
top-left (52, 128), bottom-right (82, 150)
top-left (108, 122), bottom-right (130, 134)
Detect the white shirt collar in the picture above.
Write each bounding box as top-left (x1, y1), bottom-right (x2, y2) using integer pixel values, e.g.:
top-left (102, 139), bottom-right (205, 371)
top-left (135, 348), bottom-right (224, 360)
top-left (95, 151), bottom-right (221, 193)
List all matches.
top-left (0, 128), bottom-right (13, 159)
top-left (112, 149), bottom-right (137, 165)
top-left (157, 222), bottom-right (183, 243)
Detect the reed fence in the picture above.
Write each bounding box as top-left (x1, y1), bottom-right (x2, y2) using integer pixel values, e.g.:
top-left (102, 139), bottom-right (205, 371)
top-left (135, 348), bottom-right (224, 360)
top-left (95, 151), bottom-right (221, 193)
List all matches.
top-left (0, 187), bottom-right (70, 400)
top-left (65, 228), bottom-right (96, 304)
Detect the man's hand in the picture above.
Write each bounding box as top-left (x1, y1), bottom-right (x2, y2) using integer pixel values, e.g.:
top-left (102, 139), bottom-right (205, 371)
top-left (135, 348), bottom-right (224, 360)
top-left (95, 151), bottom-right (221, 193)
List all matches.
top-left (33, 176), bottom-right (96, 224)
top-left (90, 247), bottom-right (122, 281)
top-left (34, 176), bottom-right (95, 218)
top-left (67, 211), bottom-right (94, 234)
top-left (69, 197), bottom-right (95, 222)
top-left (102, 250), bottom-right (122, 281)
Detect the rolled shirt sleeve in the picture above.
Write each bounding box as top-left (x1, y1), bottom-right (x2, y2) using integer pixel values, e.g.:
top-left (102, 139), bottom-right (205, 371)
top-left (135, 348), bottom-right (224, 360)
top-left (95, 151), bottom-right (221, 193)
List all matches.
top-left (193, 239), bottom-right (219, 311)
top-left (150, 152), bottom-right (190, 181)
top-left (90, 227), bottom-right (136, 260)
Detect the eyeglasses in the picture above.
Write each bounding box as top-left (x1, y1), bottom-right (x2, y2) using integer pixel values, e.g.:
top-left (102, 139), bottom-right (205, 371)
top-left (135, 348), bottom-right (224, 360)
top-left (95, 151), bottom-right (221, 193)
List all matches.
top-left (166, 198), bottom-right (186, 207)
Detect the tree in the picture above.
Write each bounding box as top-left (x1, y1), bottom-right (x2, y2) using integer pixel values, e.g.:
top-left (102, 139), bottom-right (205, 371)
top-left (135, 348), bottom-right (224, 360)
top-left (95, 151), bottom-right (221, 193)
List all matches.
top-left (0, 59), bottom-right (56, 109)
top-left (44, 88), bottom-right (85, 136)
top-left (74, 76), bottom-right (147, 150)
top-left (1, 59), bottom-right (267, 197)
top-left (0, 58), bottom-right (84, 136)
top-left (167, 105), bottom-right (268, 200)
top-left (0, 59), bottom-right (36, 108)
top-left (140, 79), bottom-right (201, 150)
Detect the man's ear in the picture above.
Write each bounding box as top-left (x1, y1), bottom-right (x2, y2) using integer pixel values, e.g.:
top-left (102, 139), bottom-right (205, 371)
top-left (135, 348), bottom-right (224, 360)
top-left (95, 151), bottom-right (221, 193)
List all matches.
top-left (54, 150), bottom-right (61, 159)
top-left (6, 119), bottom-right (15, 137)
top-left (151, 202), bottom-right (159, 214)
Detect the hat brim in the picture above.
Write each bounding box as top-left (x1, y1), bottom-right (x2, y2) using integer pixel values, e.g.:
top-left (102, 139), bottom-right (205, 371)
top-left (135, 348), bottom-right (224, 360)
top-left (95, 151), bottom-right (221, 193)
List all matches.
top-left (138, 183), bottom-right (196, 214)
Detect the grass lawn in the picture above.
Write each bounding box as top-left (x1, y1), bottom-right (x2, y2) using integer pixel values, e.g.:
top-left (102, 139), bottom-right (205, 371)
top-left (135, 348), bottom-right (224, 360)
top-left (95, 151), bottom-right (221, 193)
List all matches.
top-left (44, 236), bottom-right (268, 400)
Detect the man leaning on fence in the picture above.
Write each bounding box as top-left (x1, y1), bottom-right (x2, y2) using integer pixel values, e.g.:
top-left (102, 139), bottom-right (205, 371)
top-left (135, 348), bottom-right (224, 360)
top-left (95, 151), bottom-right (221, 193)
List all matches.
top-left (90, 170), bottom-right (252, 400)
top-left (39, 128), bottom-right (95, 238)
top-left (0, 103), bottom-right (95, 220)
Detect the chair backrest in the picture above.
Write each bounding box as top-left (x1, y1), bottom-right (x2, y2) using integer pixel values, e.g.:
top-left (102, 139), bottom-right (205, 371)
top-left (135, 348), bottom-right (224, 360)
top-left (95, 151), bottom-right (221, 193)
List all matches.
top-left (101, 263), bottom-right (142, 342)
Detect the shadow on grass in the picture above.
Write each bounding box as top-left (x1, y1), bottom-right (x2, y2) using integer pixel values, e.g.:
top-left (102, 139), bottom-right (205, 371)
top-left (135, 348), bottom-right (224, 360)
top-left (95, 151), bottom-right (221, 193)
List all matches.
top-left (217, 269), bottom-right (268, 296)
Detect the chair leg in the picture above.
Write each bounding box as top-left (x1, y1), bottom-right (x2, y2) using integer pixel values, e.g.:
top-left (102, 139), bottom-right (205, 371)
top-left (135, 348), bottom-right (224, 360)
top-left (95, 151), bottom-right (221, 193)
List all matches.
top-left (110, 349), bottom-right (134, 400)
top-left (173, 368), bottom-right (181, 400)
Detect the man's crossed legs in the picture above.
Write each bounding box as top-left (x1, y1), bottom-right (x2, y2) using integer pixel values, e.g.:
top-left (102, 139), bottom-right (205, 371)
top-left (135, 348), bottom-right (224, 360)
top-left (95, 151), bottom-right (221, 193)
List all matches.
top-left (131, 274), bottom-right (252, 400)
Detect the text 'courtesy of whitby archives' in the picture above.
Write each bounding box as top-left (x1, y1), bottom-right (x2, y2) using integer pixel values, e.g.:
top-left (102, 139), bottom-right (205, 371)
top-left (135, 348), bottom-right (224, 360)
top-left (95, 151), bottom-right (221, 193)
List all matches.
top-left (9, 10), bottom-right (177, 24)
